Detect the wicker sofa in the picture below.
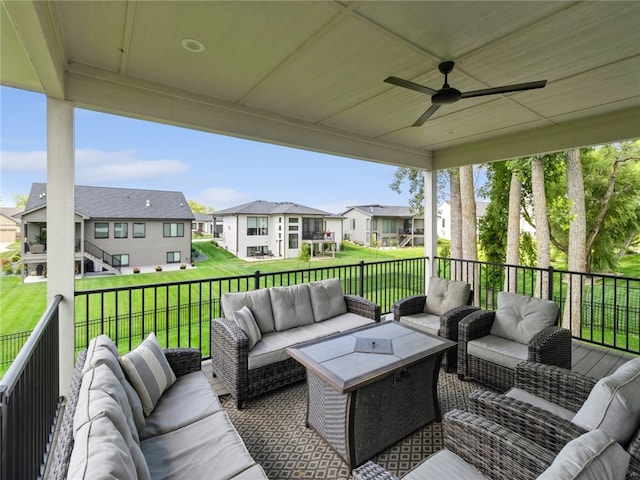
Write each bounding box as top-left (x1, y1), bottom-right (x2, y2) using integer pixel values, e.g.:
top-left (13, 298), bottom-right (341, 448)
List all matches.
top-left (48, 334), bottom-right (267, 480)
top-left (457, 291), bottom-right (571, 392)
top-left (393, 277), bottom-right (477, 372)
top-left (211, 278), bottom-right (381, 408)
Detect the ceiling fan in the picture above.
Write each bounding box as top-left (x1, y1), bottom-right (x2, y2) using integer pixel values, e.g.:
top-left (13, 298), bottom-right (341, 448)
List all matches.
top-left (384, 61), bottom-right (547, 127)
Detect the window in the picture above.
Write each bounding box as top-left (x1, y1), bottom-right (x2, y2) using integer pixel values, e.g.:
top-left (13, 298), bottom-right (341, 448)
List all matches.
top-left (289, 225), bottom-right (299, 231)
top-left (366, 218), bottom-right (371, 231)
top-left (94, 222), bottom-right (109, 239)
top-left (163, 223), bottom-right (184, 237)
top-left (112, 254), bottom-right (129, 267)
top-left (288, 233), bottom-right (298, 249)
top-left (192, 222), bottom-right (197, 231)
top-left (247, 246), bottom-right (267, 257)
top-left (133, 223), bottom-right (145, 238)
top-left (247, 216), bottom-right (268, 236)
top-left (372, 219), bottom-right (378, 230)
top-left (166, 251), bottom-right (181, 263)
top-left (350, 219), bottom-right (356, 230)
top-left (114, 222), bottom-right (128, 238)
top-left (289, 217), bottom-right (298, 224)
top-left (382, 218), bottom-right (397, 234)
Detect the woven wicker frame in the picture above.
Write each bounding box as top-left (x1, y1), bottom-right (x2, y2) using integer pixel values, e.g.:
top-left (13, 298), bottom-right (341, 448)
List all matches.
top-left (211, 294), bottom-right (381, 409)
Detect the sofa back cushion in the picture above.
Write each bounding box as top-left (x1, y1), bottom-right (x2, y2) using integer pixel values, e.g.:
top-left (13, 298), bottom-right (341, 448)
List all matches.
top-left (308, 279), bottom-right (347, 322)
top-left (572, 357), bottom-right (640, 446)
top-left (537, 430), bottom-right (629, 480)
top-left (270, 284), bottom-right (314, 331)
top-left (424, 278), bottom-right (471, 316)
top-left (221, 288), bottom-right (276, 334)
top-left (490, 291), bottom-right (559, 344)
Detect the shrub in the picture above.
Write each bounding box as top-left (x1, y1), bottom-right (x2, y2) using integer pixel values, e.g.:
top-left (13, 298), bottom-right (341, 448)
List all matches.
top-left (10, 253), bottom-right (21, 262)
top-left (2, 263), bottom-right (13, 275)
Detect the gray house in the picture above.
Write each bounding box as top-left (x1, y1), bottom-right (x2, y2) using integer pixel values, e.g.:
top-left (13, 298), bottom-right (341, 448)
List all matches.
top-left (19, 183), bottom-right (194, 279)
top-left (342, 205), bottom-right (424, 248)
top-left (214, 200), bottom-right (343, 259)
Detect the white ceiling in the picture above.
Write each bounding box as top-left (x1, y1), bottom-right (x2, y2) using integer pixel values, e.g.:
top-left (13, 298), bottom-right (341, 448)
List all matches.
top-left (2, 1), bottom-right (639, 171)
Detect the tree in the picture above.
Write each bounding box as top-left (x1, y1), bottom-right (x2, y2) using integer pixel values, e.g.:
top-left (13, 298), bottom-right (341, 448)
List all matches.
top-left (459, 165), bottom-right (478, 301)
top-left (531, 155), bottom-right (552, 299)
top-left (449, 169), bottom-right (463, 259)
top-left (505, 168), bottom-right (522, 292)
top-left (14, 193), bottom-right (28, 208)
top-left (187, 200), bottom-right (215, 213)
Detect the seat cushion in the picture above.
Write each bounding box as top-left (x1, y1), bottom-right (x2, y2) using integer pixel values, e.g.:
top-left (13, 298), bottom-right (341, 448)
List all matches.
top-left (506, 387), bottom-right (576, 421)
top-left (248, 332), bottom-right (294, 370)
top-left (403, 449), bottom-right (488, 480)
top-left (537, 430), bottom-right (630, 480)
top-left (399, 312), bottom-right (440, 336)
top-left (221, 288), bottom-right (276, 334)
top-left (140, 371), bottom-right (223, 440)
top-left (234, 306), bottom-right (262, 349)
top-left (120, 332), bottom-right (177, 416)
top-left (467, 335), bottom-right (528, 370)
top-left (308, 278), bottom-right (347, 322)
top-left (318, 312), bottom-right (375, 333)
top-left (490, 292), bottom-right (559, 344)
top-left (424, 277), bottom-right (470, 316)
top-left (142, 410), bottom-right (258, 480)
top-left (572, 357), bottom-right (640, 446)
top-left (270, 284), bottom-right (314, 331)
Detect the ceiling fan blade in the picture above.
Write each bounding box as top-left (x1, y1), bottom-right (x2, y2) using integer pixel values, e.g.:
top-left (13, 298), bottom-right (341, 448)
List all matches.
top-left (413, 104), bottom-right (441, 127)
top-left (384, 76), bottom-right (438, 96)
top-left (460, 80), bottom-right (547, 99)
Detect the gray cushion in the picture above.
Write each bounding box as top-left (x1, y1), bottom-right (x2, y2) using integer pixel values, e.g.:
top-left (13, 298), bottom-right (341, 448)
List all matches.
top-left (537, 430), bottom-right (629, 480)
top-left (317, 312), bottom-right (375, 333)
top-left (234, 306), bottom-right (262, 349)
top-left (506, 387), bottom-right (576, 421)
top-left (308, 278), bottom-right (347, 322)
top-left (221, 288), bottom-right (276, 333)
top-left (467, 335), bottom-right (528, 370)
top-left (403, 449), bottom-right (488, 480)
top-left (490, 291), bottom-right (559, 344)
top-left (424, 278), bottom-right (470, 316)
top-left (270, 284), bottom-right (314, 331)
top-left (399, 312), bottom-right (440, 336)
top-left (572, 357), bottom-right (640, 445)
top-left (120, 332), bottom-right (177, 416)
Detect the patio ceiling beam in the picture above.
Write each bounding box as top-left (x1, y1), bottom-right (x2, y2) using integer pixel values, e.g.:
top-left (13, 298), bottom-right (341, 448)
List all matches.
top-left (64, 64), bottom-right (432, 171)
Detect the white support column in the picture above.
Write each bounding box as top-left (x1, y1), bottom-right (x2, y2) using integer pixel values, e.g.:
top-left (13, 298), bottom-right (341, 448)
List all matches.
top-left (423, 170), bottom-right (438, 290)
top-left (46, 98), bottom-right (75, 396)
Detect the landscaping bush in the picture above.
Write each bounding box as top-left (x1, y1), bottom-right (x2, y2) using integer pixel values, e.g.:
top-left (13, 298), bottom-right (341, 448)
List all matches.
top-left (2, 263), bottom-right (13, 275)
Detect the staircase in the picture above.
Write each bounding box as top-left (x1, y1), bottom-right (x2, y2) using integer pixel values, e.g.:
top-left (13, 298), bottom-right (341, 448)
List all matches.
top-left (399, 235), bottom-right (413, 248)
top-left (83, 241), bottom-right (120, 274)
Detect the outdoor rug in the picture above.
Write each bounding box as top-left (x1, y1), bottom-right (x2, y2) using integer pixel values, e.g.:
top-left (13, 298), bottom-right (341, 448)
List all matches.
top-left (219, 371), bottom-right (483, 479)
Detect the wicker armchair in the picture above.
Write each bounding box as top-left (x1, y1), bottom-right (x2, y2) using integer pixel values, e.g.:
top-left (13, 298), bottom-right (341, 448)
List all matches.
top-left (467, 361), bottom-right (640, 479)
top-left (394, 278), bottom-right (477, 372)
top-left (457, 291), bottom-right (571, 392)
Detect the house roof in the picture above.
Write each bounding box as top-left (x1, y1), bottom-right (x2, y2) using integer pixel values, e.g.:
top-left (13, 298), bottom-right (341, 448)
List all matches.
top-left (214, 200), bottom-right (332, 217)
top-left (193, 212), bottom-right (213, 222)
top-left (0, 207), bottom-right (23, 223)
top-left (343, 205), bottom-right (419, 218)
top-left (23, 183), bottom-right (194, 220)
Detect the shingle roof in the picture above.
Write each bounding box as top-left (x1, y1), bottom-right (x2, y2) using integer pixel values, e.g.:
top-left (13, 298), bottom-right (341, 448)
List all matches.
top-left (0, 207), bottom-right (22, 223)
top-left (194, 212), bottom-right (213, 221)
top-left (24, 183), bottom-right (194, 220)
top-left (214, 200), bottom-right (332, 216)
top-left (343, 204), bottom-right (418, 218)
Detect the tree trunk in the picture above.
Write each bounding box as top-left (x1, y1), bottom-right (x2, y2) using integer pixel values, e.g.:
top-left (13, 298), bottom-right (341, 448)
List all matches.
top-left (506, 171), bottom-right (521, 293)
top-left (450, 169), bottom-right (463, 259)
top-left (564, 148), bottom-right (587, 336)
top-left (531, 156), bottom-right (551, 299)
top-left (459, 165), bottom-right (478, 302)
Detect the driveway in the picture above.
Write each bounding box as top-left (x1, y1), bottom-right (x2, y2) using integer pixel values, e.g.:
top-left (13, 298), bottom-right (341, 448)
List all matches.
top-left (0, 243), bottom-right (13, 253)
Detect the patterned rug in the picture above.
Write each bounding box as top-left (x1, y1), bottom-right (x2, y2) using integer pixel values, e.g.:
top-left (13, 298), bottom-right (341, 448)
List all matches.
top-left (219, 371), bottom-right (483, 479)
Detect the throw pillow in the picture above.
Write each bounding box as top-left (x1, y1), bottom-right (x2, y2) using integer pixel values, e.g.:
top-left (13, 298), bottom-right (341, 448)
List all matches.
top-left (221, 288), bottom-right (276, 333)
top-left (119, 332), bottom-right (177, 416)
top-left (537, 430), bottom-right (629, 480)
top-left (234, 306), bottom-right (262, 349)
top-left (424, 278), bottom-right (470, 316)
top-left (490, 291), bottom-right (559, 344)
top-left (572, 357), bottom-right (640, 446)
top-left (308, 278), bottom-right (347, 322)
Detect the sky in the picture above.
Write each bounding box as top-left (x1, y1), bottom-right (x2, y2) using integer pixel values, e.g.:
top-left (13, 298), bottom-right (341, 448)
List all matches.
top-left (0, 85), bottom-right (417, 214)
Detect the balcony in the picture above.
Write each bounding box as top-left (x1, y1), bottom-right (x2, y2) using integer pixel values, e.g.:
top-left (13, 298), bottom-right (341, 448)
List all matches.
top-left (1, 257), bottom-right (638, 479)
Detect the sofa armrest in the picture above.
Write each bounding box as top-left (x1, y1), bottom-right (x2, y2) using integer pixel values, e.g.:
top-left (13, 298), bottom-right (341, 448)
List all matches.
top-left (457, 309), bottom-right (495, 378)
top-left (527, 326), bottom-right (572, 370)
top-left (440, 305), bottom-right (480, 341)
top-left (164, 348), bottom-right (202, 377)
top-left (344, 294), bottom-right (381, 322)
top-left (514, 361), bottom-right (595, 411)
top-left (444, 409), bottom-right (554, 480)
top-left (467, 389), bottom-right (587, 454)
top-left (351, 461), bottom-right (399, 480)
top-left (392, 295), bottom-right (426, 321)
top-left (211, 317), bottom-right (250, 405)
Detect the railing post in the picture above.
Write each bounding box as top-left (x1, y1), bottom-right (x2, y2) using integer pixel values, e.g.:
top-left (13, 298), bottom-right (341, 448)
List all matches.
top-left (548, 266), bottom-right (555, 301)
top-left (254, 271), bottom-right (261, 290)
top-left (359, 261), bottom-right (365, 298)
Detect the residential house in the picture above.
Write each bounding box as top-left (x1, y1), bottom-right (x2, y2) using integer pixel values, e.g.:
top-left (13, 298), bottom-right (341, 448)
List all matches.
top-left (214, 200), bottom-right (343, 259)
top-left (0, 207), bottom-right (22, 243)
top-left (342, 205), bottom-right (424, 248)
top-left (19, 183), bottom-right (194, 279)
top-left (192, 212), bottom-right (214, 235)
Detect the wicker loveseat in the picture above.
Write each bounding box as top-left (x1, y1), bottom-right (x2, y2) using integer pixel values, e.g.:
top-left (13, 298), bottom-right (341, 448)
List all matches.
top-left (394, 277), bottom-right (477, 372)
top-left (48, 334), bottom-right (267, 480)
top-left (211, 278), bottom-right (381, 408)
top-left (352, 409), bottom-right (632, 480)
top-left (457, 291), bottom-right (571, 392)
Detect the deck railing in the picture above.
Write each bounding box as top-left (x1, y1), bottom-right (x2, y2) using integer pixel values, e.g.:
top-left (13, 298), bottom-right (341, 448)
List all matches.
top-left (0, 295), bottom-right (61, 480)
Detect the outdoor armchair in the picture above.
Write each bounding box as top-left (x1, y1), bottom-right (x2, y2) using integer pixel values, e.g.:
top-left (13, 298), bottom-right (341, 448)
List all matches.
top-left (352, 409), bottom-right (630, 480)
top-left (394, 277), bottom-right (477, 372)
top-left (457, 291), bottom-right (571, 392)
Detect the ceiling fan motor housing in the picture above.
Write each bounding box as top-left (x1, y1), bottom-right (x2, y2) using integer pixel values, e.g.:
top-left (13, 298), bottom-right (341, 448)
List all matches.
top-left (432, 87), bottom-right (461, 104)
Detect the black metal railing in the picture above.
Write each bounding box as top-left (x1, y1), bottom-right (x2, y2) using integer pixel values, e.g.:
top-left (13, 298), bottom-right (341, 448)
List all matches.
top-left (84, 240), bottom-right (119, 272)
top-left (0, 295), bottom-right (61, 480)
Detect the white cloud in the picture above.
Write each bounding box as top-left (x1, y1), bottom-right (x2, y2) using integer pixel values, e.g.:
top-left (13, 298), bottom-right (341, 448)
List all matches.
top-left (1, 151), bottom-right (47, 171)
top-left (197, 187), bottom-right (251, 210)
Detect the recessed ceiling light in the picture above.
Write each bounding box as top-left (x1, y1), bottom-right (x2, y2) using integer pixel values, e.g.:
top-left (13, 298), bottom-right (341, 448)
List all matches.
top-left (447, 130), bottom-right (456, 135)
top-left (181, 38), bottom-right (205, 53)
